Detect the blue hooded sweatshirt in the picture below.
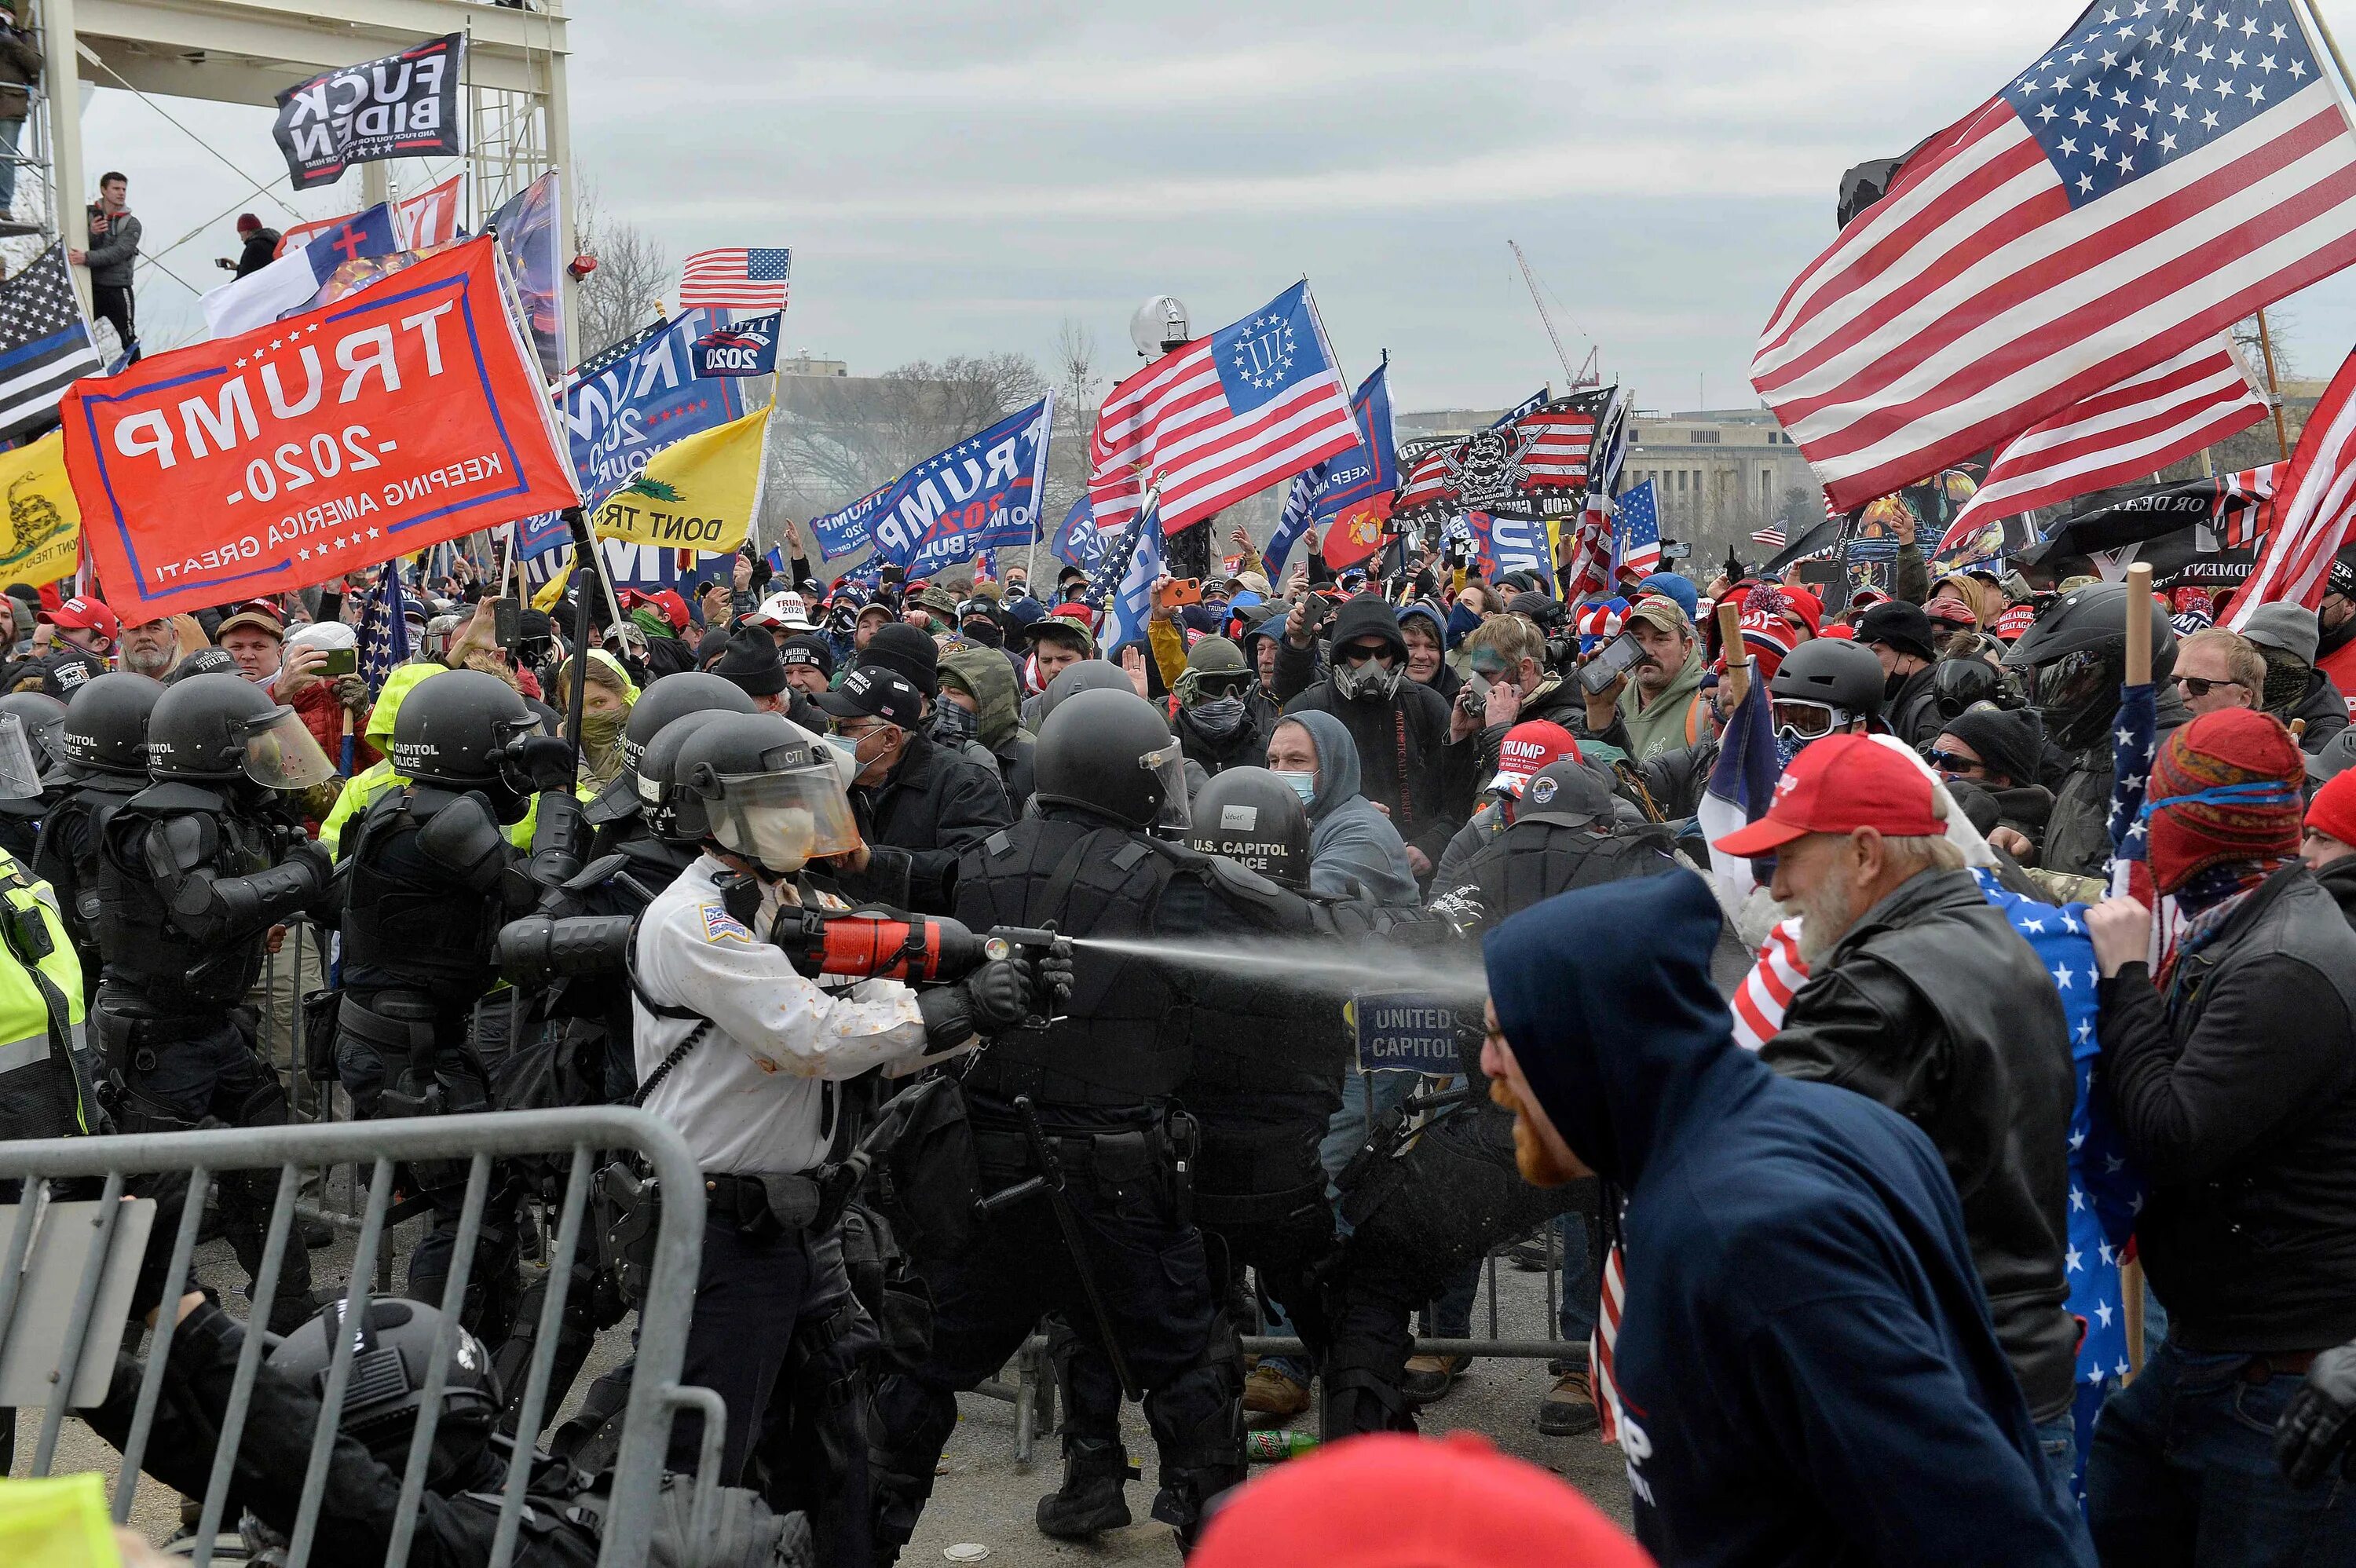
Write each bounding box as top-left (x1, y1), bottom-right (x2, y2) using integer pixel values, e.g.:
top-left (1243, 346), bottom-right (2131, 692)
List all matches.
top-left (1485, 874), bottom-right (2090, 1568)
top-left (1283, 708), bottom-right (1421, 908)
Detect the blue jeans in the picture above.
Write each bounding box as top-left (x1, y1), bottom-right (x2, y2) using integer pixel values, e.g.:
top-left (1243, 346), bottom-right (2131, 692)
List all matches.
top-left (2040, 1412), bottom-right (2082, 1508)
top-left (2087, 1342), bottom-right (2356, 1566)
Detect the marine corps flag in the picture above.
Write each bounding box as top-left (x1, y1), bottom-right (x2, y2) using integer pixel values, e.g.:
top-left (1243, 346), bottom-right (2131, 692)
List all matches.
top-left (589, 405), bottom-right (770, 557)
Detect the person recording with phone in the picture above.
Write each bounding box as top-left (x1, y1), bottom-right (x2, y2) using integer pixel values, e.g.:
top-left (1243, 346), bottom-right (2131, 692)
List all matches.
top-left (1453, 613), bottom-right (1587, 778)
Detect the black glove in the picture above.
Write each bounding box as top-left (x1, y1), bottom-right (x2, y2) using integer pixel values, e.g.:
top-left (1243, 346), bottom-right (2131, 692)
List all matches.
top-left (503, 733), bottom-right (576, 793)
top-left (963, 958), bottom-right (1033, 1027)
top-left (2278, 1342), bottom-right (2356, 1486)
top-left (284, 835), bottom-right (333, 893)
top-left (1031, 940), bottom-right (1075, 1010)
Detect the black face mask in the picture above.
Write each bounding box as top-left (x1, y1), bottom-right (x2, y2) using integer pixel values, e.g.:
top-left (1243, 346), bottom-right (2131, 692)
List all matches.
top-left (961, 620), bottom-right (1004, 648)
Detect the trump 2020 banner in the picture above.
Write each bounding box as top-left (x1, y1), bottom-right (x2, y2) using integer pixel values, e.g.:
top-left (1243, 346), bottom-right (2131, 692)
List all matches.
top-left (565, 310), bottom-right (746, 513)
top-left (63, 237), bottom-right (577, 617)
top-left (807, 395), bottom-right (1053, 573)
top-left (693, 313), bottom-right (780, 378)
top-left (272, 34), bottom-right (466, 192)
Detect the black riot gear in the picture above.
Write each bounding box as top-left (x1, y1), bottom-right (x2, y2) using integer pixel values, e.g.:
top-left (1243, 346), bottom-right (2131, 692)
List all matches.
top-left (390, 668), bottom-right (540, 788)
top-left (144, 673), bottom-right (334, 788)
top-left (0, 690), bottom-right (66, 766)
top-left (1930, 655), bottom-right (2008, 723)
top-left (52, 671), bottom-right (162, 777)
top-left (1032, 689), bottom-right (1189, 832)
top-left (1034, 660), bottom-right (1135, 726)
top-left (266, 1296), bottom-right (502, 1488)
top-left (1186, 766), bottom-right (1310, 889)
top-left (586, 671), bottom-right (759, 832)
top-left (2003, 579), bottom-right (2178, 752)
top-left (638, 710), bottom-right (736, 845)
top-left (1769, 638), bottom-right (1888, 721)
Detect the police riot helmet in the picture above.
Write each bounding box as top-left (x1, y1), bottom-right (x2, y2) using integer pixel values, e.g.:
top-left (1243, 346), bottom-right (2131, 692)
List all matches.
top-left (619, 671), bottom-right (759, 774)
top-left (266, 1297), bottom-right (500, 1489)
top-left (53, 671), bottom-right (163, 778)
top-left (145, 673), bottom-right (335, 788)
top-left (1033, 660), bottom-right (1133, 727)
top-left (638, 709), bottom-right (735, 845)
top-left (675, 711), bottom-right (861, 874)
top-left (1186, 766), bottom-right (1309, 888)
top-left (0, 690), bottom-right (67, 768)
top-left (390, 669), bottom-right (540, 788)
top-left (2000, 580), bottom-right (2176, 752)
top-left (1033, 688), bottom-right (1190, 832)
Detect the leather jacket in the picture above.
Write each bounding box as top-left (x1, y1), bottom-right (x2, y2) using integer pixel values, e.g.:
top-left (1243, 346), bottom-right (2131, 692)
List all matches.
top-left (1762, 867), bottom-right (2081, 1420)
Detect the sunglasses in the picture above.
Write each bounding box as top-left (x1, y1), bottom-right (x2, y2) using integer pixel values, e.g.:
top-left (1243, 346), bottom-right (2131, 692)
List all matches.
top-left (1337, 642), bottom-right (1396, 666)
top-left (1923, 748), bottom-right (1985, 777)
top-left (2173, 674), bottom-right (2246, 698)
top-left (1189, 673), bottom-right (1255, 700)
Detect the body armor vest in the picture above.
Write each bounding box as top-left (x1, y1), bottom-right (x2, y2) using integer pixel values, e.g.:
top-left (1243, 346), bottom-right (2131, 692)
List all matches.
top-left (94, 781), bottom-right (273, 1011)
top-left (340, 784), bottom-right (511, 1011)
top-left (35, 776), bottom-right (142, 967)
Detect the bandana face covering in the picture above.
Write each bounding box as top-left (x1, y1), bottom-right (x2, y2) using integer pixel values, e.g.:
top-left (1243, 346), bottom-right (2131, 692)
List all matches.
top-left (1188, 694), bottom-right (1248, 740)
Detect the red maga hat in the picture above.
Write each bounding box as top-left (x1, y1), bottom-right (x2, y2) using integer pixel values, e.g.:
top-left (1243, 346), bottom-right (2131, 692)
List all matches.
top-left (1712, 733), bottom-right (1943, 856)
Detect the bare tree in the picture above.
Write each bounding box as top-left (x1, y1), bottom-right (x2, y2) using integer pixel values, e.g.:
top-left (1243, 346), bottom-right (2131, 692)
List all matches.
top-left (1040, 317), bottom-right (1102, 532)
top-left (571, 176), bottom-right (669, 360)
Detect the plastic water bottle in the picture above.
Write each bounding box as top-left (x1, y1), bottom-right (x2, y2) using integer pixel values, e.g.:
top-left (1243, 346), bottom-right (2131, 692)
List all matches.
top-left (1245, 1430), bottom-right (1318, 1463)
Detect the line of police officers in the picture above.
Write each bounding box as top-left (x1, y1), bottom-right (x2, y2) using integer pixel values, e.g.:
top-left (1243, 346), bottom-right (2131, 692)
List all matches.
top-left (2, 638), bottom-right (1716, 1566)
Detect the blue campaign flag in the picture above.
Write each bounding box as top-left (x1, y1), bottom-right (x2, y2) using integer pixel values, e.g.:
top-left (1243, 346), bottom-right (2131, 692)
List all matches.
top-left (810, 395), bottom-right (1055, 572)
top-left (510, 510), bottom-right (572, 561)
top-left (1611, 478), bottom-right (1662, 579)
top-left (1050, 492), bottom-right (1106, 576)
top-left (692, 312), bottom-right (781, 378)
top-left (1090, 495), bottom-right (1162, 652)
top-left (1266, 468), bottom-right (1320, 580)
top-left (1445, 511), bottom-right (1553, 590)
top-left (1491, 386), bottom-right (1550, 427)
top-left (1695, 660), bottom-right (1781, 897)
top-left (565, 309), bottom-right (747, 512)
top-left (1312, 360), bottom-right (1399, 530)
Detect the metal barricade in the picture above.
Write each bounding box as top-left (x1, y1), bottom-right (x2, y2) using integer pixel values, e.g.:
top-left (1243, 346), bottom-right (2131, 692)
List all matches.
top-left (0, 1107), bottom-right (709, 1568)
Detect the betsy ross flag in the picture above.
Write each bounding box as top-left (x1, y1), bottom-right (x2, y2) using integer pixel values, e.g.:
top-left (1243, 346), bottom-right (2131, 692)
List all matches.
top-left (1754, 0), bottom-right (2356, 511)
top-left (0, 246), bottom-right (100, 441)
top-left (1611, 479), bottom-right (1662, 580)
top-left (1088, 281), bottom-right (1361, 537)
top-left (1936, 337), bottom-right (2270, 556)
top-left (679, 247), bottom-right (791, 310)
top-left (2231, 342), bottom-right (2356, 625)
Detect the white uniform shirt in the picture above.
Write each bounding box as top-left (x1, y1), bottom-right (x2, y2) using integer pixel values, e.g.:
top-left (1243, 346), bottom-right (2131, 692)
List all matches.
top-left (632, 853), bottom-right (930, 1175)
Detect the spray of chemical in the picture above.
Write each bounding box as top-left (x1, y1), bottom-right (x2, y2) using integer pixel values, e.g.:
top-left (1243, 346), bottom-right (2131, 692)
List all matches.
top-left (1060, 934), bottom-right (1490, 1003)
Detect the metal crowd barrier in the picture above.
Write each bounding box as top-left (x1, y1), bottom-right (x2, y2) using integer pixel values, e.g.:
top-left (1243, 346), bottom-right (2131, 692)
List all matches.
top-left (0, 1107), bottom-right (709, 1568)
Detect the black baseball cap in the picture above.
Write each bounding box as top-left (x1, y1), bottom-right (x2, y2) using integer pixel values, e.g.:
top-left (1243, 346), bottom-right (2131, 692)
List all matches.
top-left (1857, 599), bottom-right (1937, 663)
top-left (818, 665), bottom-right (924, 729)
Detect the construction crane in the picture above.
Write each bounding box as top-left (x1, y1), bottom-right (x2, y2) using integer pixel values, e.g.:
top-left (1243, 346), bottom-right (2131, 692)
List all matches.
top-left (1509, 239), bottom-right (1599, 389)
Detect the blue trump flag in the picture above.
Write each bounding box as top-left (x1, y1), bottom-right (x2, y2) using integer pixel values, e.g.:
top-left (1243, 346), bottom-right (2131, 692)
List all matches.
top-left (1051, 492), bottom-right (1106, 576)
top-left (1491, 386), bottom-right (1550, 426)
top-left (1268, 360), bottom-right (1398, 580)
top-left (565, 310), bottom-right (747, 512)
top-left (693, 313), bottom-right (781, 378)
top-left (1089, 494), bottom-right (1162, 652)
top-left (810, 395), bottom-right (1055, 573)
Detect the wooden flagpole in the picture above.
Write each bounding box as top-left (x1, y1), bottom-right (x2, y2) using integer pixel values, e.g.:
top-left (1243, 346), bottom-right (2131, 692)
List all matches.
top-left (2258, 309), bottom-right (2293, 462)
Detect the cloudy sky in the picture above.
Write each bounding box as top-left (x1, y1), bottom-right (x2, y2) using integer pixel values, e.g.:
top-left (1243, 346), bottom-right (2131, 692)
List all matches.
top-left (77, 0), bottom-right (2356, 418)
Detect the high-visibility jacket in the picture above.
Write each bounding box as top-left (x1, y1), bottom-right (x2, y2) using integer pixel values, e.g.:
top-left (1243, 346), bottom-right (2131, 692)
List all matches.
top-left (0, 846), bottom-right (91, 1136)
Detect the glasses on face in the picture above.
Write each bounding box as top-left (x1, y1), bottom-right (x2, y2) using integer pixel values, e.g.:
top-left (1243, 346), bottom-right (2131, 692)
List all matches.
top-left (1924, 748), bottom-right (1985, 779)
top-left (1189, 673), bottom-right (1255, 701)
top-left (1337, 641), bottom-right (1396, 667)
top-left (2174, 674), bottom-right (2246, 699)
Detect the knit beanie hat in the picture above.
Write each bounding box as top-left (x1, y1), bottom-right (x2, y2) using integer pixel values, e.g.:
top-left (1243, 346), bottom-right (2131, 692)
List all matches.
top-left (1941, 703), bottom-right (2043, 789)
top-left (2147, 707), bottom-right (2304, 895)
top-left (2307, 767), bottom-right (2356, 854)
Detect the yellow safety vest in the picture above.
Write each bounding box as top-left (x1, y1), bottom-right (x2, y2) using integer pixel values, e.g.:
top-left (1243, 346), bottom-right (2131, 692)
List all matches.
top-left (0, 847), bottom-right (91, 1131)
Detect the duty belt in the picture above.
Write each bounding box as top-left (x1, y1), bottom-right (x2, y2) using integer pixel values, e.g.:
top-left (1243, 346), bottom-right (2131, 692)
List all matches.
top-left (701, 1169), bottom-right (851, 1239)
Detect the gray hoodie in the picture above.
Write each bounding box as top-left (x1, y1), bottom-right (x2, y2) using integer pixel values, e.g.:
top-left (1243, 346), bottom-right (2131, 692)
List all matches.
top-left (1285, 708), bottom-right (1421, 908)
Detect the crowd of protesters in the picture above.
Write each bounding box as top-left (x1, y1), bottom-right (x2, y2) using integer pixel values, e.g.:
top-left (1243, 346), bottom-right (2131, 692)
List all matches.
top-left (6, 492), bottom-right (2356, 1568)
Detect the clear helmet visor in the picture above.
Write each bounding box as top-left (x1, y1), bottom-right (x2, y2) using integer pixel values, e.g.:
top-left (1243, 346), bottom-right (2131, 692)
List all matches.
top-left (708, 762), bottom-right (862, 873)
top-left (0, 712), bottom-right (43, 801)
top-left (1143, 736), bottom-right (1189, 831)
top-left (242, 707), bottom-right (338, 790)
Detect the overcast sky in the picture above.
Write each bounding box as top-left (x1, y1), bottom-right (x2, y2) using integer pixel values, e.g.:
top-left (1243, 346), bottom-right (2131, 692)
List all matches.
top-left (76, 0), bottom-right (2356, 418)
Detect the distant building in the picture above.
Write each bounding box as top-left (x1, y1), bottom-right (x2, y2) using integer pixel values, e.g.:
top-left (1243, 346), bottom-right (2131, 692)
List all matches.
top-left (778, 353), bottom-right (849, 378)
top-left (1623, 408), bottom-right (1816, 543)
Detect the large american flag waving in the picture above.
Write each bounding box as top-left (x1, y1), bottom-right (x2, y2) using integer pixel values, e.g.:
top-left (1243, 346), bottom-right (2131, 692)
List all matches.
top-left (1755, 0), bottom-right (2356, 510)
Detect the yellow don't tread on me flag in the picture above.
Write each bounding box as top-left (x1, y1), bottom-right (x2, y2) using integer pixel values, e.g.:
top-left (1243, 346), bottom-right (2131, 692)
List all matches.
top-left (590, 406), bottom-right (770, 556)
top-left (0, 433), bottom-right (82, 589)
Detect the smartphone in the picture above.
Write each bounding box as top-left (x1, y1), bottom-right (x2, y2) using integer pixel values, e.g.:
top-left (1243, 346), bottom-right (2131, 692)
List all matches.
top-left (1459, 670), bottom-right (1491, 714)
top-left (1579, 630), bottom-right (1647, 694)
top-left (491, 595), bottom-right (521, 652)
top-left (317, 646), bottom-right (357, 678)
top-left (1154, 577), bottom-right (1203, 610)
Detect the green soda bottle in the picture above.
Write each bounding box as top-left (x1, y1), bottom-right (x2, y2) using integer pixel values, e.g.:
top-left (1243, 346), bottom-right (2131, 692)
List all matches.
top-left (1245, 1430), bottom-right (1318, 1463)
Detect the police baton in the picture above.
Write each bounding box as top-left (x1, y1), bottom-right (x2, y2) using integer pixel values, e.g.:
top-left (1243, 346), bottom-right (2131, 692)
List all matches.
top-left (974, 1095), bottom-right (1143, 1403)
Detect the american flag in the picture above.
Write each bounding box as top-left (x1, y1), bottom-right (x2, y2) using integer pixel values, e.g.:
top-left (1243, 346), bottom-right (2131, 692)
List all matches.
top-left (1520, 408), bottom-right (1598, 488)
top-left (2217, 460), bottom-right (2280, 547)
top-left (2231, 342), bottom-right (2356, 626)
top-left (1754, 0), bottom-right (2356, 511)
top-left (1751, 522), bottom-right (1788, 549)
top-left (1087, 281), bottom-right (1362, 537)
top-left (1936, 336), bottom-right (2269, 555)
top-left (1087, 492), bottom-right (1162, 651)
top-left (2106, 662), bottom-right (2160, 896)
top-left (1610, 479), bottom-right (1662, 579)
top-left (0, 245), bottom-right (100, 440)
top-left (679, 247), bottom-right (792, 310)
top-left (353, 564), bottom-right (413, 768)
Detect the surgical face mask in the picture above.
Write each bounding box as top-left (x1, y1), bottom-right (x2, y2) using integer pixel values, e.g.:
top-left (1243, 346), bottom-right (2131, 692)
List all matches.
top-left (929, 700), bottom-right (978, 745)
top-left (1274, 769), bottom-right (1317, 806)
top-left (1187, 693), bottom-right (1248, 739)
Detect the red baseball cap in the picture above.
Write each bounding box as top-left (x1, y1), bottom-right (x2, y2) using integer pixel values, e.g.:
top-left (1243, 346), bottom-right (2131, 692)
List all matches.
top-left (1992, 601), bottom-right (2040, 641)
top-left (1190, 1432), bottom-right (1652, 1568)
top-left (1488, 719), bottom-right (1579, 797)
top-left (40, 595), bottom-right (119, 641)
top-left (1712, 733), bottom-right (1944, 855)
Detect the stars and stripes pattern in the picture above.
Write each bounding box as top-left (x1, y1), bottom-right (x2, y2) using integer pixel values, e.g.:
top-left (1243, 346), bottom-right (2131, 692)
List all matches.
top-left (1751, 522), bottom-right (1788, 550)
top-left (1610, 479), bottom-right (1662, 579)
top-left (355, 564), bottom-right (414, 699)
top-left (1934, 335), bottom-right (2270, 553)
top-left (1088, 281), bottom-right (1360, 537)
top-left (0, 245), bottom-right (101, 440)
top-left (2216, 460), bottom-right (2281, 547)
top-left (1087, 491), bottom-right (1163, 652)
top-left (679, 247), bottom-right (792, 310)
top-left (1520, 408), bottom-right (1599, 488)
top-left (1754, 0), bottom-right (2356, 511)
top-left (1593, 1244), bottom-right (1627, 1445)
top-left (2230, 342), bottom-right (2356, 625)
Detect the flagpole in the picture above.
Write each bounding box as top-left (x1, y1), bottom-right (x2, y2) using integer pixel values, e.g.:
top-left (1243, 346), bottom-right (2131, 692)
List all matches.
top-left (2257, 309), bottom-right (2293, 461)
